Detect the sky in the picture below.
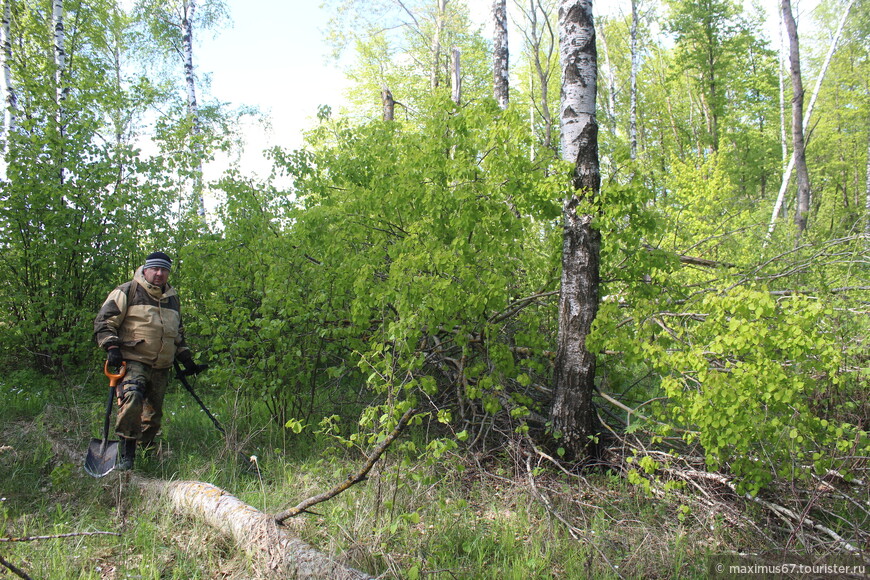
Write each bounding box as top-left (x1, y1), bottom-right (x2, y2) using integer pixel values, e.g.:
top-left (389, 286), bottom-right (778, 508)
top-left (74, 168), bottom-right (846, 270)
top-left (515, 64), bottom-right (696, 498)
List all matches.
top-left (195, 1), bottom-right (348, 183)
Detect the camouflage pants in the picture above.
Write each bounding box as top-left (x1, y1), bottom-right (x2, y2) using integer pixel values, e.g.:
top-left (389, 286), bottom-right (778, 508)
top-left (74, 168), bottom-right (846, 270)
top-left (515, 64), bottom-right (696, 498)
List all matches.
top-left (115, 360), bottom-right (169, 446)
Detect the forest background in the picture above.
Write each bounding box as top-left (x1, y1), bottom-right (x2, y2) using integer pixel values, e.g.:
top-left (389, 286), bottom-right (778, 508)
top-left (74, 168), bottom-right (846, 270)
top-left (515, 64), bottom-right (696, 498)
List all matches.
top-left (0, 0), bottom-right (868, 578)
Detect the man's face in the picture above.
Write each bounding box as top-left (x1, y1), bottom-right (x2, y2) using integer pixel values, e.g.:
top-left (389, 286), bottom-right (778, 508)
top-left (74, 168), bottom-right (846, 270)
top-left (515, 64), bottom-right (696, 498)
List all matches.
top-left (143, 266), bottom-right (170, 287)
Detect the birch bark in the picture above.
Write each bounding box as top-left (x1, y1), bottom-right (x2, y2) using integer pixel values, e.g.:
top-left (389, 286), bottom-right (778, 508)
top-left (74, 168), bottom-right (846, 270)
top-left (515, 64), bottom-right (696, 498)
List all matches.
top-left (52, 0), bottom-right (66, 184)
top-left (181, 0), bottom-right (206, 217)
top-left (451, 47), bottom-right (461, 104)
top-left (0, 0), bottom-right (14, 180)
top-left (492, 0), bottom-right (509, 108)
top-left (139, 477), bottom-right (373, 579)
top-left (550, 0), bottom-right (600, 462)
top-left (53, 0), bottom-right (65, 104)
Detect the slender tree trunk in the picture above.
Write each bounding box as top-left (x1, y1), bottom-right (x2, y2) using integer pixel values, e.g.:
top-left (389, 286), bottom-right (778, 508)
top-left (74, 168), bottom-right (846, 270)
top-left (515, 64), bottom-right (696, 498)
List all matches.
top-left (381, 87), bottom-right (394, 121)
top-left (431, 0), bottom-right (447, 90)
top-left (53, 0), bottom-right (64, 103)
top-left (778, 7), bottom-right (788, 178)
top-left (182, 0), bottom-right (206, 217)
top-left (0, 0), bottom-right (15, 180)
top-left (865, 118), bottom-right (870, 236)
top-left (597, 24), bottom-right (615, 128)
top-left (629, 0), bottom-right (639, 160)
top-left (492, 0), bottom-right (508, 108)
top-left (782, 0), bottom-right (811, 241)
top-left (451, 47), bottom-right (461, 104)
top-left (767, 0), bottom-right (855, 240)
top-left (525, 0), bottom-right (555, 151)
top-left (550, 0), bottom-right (600, 462)
top-left (52, 0), bottom-right (65, 184)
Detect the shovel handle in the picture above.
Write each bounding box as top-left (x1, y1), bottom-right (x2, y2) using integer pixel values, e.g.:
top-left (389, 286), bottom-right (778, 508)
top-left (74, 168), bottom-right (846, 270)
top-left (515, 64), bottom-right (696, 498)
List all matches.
top-left (104, 361), bottom-right (126, 387)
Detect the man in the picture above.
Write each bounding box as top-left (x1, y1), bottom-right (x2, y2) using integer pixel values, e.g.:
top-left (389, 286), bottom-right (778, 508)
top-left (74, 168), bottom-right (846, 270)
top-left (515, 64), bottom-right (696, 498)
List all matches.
top-left (94, 251), bottom-right (206, 470)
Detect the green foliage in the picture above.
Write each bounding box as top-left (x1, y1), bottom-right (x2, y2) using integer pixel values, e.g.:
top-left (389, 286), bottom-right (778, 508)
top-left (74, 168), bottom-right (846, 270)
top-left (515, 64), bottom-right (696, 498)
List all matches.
top-left (0, 0), bottom-right (178, 371)
top-left (591, 150), bottom-right (869, 493)
top-left (190, 96), bottom-right (564, 445)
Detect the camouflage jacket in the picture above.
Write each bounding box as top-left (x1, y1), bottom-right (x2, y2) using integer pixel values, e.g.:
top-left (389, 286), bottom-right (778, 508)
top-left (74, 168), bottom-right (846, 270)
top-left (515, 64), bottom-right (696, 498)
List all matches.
top-left (94, 267), bottom-right (190, 369)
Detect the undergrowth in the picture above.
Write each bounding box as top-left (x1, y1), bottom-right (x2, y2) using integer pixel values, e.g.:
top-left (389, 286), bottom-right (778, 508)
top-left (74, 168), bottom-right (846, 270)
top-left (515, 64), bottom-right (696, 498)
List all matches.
top-left (1, 370), bottom-right (866, 579)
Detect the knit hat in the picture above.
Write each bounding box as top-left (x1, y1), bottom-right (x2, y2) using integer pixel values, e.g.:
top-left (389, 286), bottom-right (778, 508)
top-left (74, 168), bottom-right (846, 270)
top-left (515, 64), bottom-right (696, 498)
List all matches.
top-left (143, 251), bottom-right (172, 271)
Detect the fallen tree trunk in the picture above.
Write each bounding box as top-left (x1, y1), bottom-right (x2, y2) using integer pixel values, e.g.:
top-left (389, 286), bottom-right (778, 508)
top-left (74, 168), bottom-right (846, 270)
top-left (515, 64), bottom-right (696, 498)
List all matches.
top-left (137, 477), bottom-right (373, 579)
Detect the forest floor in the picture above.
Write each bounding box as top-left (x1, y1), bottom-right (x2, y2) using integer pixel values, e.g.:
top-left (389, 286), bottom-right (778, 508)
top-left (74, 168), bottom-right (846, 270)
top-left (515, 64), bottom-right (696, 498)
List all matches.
top-left (1, 381), bottom-right (868, 579)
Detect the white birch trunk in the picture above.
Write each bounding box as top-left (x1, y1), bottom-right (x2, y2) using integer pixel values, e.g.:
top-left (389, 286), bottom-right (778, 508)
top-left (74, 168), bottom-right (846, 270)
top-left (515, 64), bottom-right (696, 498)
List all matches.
top-left (492, 0), bottom-right (509, 108)
top-left (139, 477), bottom-right (373, 579)
top-left (451, 47), bottom-right (461, 104)
top-left (629, 0), bottom-right (639, 160)
top-left (0, 0), bottom-right (14, 181)
top-left (53, 0), bottom-right (64, 104)
top-left (181, 0), bottom-right (206, 217)
top-left (767, 0), bottom-right (855, 240)
top-left (550, 0), bottom-right (600, 462)
top-left (778, 7), bottom-right (788, 174)
top-left (597, 24), bottom-right (616, 128)
top-left (52, 0), bottom-right (65, 184)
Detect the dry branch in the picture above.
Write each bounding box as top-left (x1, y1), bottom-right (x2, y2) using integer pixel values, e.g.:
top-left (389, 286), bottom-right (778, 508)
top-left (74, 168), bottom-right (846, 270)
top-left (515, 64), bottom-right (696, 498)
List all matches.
top-left (0, 553), bottom-right (31, 579)
top-left (0, 531), bottom-right (120, 542)
top-left (274, 406), bottom-right (416, 524)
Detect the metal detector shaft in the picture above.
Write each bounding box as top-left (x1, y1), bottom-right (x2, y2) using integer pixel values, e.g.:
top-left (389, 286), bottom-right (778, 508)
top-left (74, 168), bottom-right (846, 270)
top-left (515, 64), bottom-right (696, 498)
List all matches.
top-left (173, 361), bottom-right (254, 470)
top-left (173, 360), bottom-right (225, 434)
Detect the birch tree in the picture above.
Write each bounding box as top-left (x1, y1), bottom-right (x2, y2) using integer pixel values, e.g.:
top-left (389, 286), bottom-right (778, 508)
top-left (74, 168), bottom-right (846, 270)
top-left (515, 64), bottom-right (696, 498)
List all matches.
top-left (52, 0), bottom-right (65, 185)
top-left (493, 0), bottom-right (509, 108)
top-left (550, 0), bottom-right (600, 462)
top-left (134, 0), bottom-right (228, 218)
top-left (182, 0), bottom-right (204, 216)
top-left (0, 0), bottom-right (15, 180)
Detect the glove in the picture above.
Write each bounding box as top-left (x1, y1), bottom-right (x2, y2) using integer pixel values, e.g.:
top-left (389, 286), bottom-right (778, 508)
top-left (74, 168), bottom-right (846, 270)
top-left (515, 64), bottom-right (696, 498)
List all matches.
top-left (107, 347), bottom-right (123, 368)
top-left (177, 351), bottom-right (208, 376)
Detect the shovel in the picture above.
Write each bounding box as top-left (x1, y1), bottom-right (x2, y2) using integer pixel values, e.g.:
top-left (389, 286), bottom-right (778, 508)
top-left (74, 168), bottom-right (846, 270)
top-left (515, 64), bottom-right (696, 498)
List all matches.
top-left (84, 361), bottom-right (126, 478)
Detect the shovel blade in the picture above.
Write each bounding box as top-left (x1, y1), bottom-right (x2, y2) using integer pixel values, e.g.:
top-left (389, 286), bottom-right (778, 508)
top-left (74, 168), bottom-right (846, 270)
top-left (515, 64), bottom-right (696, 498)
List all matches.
top-left (84, 438), bottom-right (119, 478)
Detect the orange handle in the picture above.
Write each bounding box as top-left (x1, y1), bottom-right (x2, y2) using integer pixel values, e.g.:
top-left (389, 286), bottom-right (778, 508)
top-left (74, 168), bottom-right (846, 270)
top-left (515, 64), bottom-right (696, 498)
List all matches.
top-left (103, 361), bottom-right (126, 388)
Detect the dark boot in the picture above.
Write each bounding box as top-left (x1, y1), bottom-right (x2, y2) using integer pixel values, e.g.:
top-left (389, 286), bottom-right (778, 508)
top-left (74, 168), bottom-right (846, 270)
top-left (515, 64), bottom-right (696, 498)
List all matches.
top-left (117, 438), bottom-right (136, 471)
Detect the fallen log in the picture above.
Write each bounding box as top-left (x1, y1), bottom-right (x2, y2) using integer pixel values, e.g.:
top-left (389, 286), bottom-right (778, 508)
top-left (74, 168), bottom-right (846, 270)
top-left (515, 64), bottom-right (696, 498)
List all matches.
top-left (137, 477), bottom-right (373, 579)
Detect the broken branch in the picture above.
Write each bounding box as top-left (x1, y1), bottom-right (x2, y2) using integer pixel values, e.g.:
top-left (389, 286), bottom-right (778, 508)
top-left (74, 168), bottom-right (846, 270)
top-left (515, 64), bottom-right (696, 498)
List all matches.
top-left (274, 407), bottom-right (417, 525)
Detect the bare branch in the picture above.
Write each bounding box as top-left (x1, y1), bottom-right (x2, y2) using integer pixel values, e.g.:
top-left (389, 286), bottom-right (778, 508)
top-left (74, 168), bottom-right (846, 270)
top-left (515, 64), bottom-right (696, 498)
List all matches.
top-left (274, 407), bottom-right (416, 525)
top-left (0, 531), bottom-right (120, 543)
top-left (0, 553), bottom-right (31, 579)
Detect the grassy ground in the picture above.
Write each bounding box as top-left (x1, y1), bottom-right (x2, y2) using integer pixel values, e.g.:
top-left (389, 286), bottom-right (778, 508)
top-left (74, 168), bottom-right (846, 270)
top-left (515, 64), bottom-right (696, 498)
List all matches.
top-left (1, 370), bottom-right (866, 579)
